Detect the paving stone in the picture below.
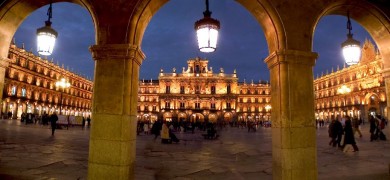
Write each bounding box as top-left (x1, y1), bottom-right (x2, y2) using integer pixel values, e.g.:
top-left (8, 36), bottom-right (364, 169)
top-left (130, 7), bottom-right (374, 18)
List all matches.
top-left (0, 119), bottom-right (389, 179)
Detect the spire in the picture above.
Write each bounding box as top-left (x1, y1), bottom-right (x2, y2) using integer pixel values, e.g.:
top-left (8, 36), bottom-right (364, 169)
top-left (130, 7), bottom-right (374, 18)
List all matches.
top-left (331, 67), bottom-right (334, 73)
top-left (343, 63), bottom-right (346, 69)
top-left (21, 43), bottom-right (25, 49)
top-left (337, 65), bottom-right (339, 71)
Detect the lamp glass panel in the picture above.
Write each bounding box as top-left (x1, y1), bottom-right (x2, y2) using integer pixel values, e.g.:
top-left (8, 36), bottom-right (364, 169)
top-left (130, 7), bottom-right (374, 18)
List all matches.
top-left (342, 45), bottom-right (361, 65)
top-left (196, 25), bottom-right (219, 53)
top-left (37, 32), bottom-right (56, 56)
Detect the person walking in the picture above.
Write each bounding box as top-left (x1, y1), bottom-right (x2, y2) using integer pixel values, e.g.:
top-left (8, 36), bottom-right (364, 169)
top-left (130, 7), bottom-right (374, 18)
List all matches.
top-left (87, 116), bottom-right (91, 127)
top-left (328, 118), bottom-right (336, 146)
top-left (82, 117), bottom-right (86, 130)
top-left (50, 113), bottom-right (59, 136)
top-left (333, 117), bottom-right (344, 148)
top-left (369, 115), bottom-right (378, 141)
top-left (343, 116), bottom-right (359, 152)
top-left (352, 117), bottom-right (362, 137)
top-left (151, 120), bottom-right (162, 140)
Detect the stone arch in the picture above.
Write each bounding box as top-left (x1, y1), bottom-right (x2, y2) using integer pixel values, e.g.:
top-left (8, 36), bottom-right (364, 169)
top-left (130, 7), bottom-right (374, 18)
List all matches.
top-left (313, 1), bottom-right (390, 69)
top-left (128, 0), bottom-right (284, 54)
top-left (0, 0), bottom-right (97, 59)
top-left (364, 92), bottom-right (380, 105)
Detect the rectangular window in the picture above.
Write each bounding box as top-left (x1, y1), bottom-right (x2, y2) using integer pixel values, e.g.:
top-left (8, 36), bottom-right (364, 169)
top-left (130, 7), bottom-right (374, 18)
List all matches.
top-left (166, 86), bottom-right (170, 94)
top-left (226, 102), bottom-right (231, 109)
top-left (195, 86), bottom-right (200, 94)
top-left (165, 102), bottom-right (170, 109)
top-left (21, 88), bottom-right (26, 97)
top-left (11, 86), bottom-right (16, 95)
top-left (180, 102), bottom-right (185, 109)
top-left (211, 103), bottom-right (216, 109)
top-left (195, 102), bottom-right (200, 109)
top-left (211, 86), bottom-right (216, 94)
top-left (180, 86), bottom-right (185, 94)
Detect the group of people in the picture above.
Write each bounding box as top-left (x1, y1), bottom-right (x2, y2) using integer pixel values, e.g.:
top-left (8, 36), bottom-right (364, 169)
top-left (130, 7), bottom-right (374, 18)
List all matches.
top-left (369, 115), bottom-right (387, 141)
top-left (328, 114), bottom-right (387, 152)
top-left (328, 116), bottom-right (360, 152)
top-left (137, 119), bottom-right (222, 144)
top-left (150, 120), bottom-right (180, 143)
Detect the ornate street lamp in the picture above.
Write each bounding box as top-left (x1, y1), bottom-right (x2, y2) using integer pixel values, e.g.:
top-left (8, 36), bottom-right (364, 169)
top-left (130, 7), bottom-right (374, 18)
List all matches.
top-left (55, 78), bottom-right (70, 115)
top-left (194, 0), bottom-right (220, 53)
top-left (341, 12), bottom-right (361, 65)
top-left (36, 1), bottom-right (58, 56)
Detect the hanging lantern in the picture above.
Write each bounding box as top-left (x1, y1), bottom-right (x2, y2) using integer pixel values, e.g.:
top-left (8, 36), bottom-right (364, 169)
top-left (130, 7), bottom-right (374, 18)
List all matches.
top-left (341, 12), bottom-right (361, 65)
top-left (194, 0), bottom-right (220, 53)
top-left (37, 1), bottom-right (58, 56)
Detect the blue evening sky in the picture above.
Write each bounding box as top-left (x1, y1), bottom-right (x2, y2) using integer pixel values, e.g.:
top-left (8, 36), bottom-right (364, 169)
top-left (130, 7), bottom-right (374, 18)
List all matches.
top-left (14, 1), bottom-right (374, 82)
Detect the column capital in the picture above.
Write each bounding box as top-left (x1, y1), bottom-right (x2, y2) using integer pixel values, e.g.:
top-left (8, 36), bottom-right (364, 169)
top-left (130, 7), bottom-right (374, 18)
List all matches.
top-left (0, 58), bottom-right (11, 69)
top-left (89, 44), bottom-right (145, 65)
top-left (264, 49), bottom-right (318, 69)
top-left (381, 68), bottom-right (390, 78)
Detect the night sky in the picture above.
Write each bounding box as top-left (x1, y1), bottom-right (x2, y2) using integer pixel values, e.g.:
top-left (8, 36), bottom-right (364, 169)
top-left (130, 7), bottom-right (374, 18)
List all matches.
top-left (14, 1), bottom-right (374, 82)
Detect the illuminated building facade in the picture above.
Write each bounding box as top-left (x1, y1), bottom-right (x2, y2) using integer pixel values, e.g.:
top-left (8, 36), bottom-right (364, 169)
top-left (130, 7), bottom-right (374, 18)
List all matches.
top-left (2, 42), bottom-right (93, 119)
top-left (137, 57), bottom-right (271, 123)
top-left (314, 40), bottom-right (386, 121)
top-left (139, 40), bottom-right (386, 123)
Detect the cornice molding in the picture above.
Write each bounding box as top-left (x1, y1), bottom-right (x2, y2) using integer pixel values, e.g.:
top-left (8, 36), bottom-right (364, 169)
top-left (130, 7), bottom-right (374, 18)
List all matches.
top-left (89, 44), bottom-right (146, 65)
top-left (264, 49), bottom-right (318, 69)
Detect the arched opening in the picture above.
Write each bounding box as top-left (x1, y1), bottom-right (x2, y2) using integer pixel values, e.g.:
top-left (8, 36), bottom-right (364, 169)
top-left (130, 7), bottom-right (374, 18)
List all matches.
top-left (0, 1), bottom-right (95, 120)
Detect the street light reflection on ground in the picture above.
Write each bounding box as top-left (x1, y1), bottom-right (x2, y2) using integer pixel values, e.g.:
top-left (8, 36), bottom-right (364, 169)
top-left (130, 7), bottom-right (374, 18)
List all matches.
top-left (55, 77), bottom-right (70, 115)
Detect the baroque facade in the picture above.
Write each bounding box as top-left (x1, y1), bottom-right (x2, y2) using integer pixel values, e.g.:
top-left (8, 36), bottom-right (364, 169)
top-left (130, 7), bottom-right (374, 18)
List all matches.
top-left (314, 40), bottom-right (386, 121)
top-left (2, 1), bottom-right (390, 179)
top-left (138, 40), bottom-right (386, 124)
top-left (1, 42), bottom-right (93, 119)
top-left (137, 57), bottom-right (271, 123)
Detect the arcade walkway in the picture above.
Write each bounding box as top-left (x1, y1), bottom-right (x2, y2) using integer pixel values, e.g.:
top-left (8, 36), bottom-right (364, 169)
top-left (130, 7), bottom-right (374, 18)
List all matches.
top-left (0, 119), bottom-right (389, 180)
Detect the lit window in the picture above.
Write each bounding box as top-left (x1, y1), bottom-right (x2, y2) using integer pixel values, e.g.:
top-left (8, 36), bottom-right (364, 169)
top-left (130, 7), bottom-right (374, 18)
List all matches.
top-left (21, 88), bottom-right (26, 97)
top-left (11, 86), bottom-right (16, 95)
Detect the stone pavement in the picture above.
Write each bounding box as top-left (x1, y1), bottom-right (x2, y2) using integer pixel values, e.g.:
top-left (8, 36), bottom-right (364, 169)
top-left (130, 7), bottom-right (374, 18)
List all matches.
top-left (0, 119), bottom-right (389, 180)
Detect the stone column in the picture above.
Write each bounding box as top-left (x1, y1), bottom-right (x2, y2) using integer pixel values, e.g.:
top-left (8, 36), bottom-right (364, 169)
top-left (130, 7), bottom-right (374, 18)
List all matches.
top-left (382, 69), bottom-right (390, 119)
top-left (0, 58), bottom-right (9, 118)
top-left (88, 44), bottom-right (145, 179)
top-left (264, 50), bottom-right (318, 180)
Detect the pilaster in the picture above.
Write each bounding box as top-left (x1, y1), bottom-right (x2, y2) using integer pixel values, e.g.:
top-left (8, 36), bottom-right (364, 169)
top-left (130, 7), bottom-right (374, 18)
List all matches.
top-left (88, 44), bottom-right (145, 180)
top-left (0, 58), bottom-right (10, 116)
top-left (265, 50), bottom-right (318, 180)
top-left (381, 68), bottom-right (390, 119)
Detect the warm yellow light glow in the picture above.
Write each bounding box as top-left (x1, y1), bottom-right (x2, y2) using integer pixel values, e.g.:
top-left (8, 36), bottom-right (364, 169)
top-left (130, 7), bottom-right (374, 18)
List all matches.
top-left (337, 85), bottom-right (351, 94)
top-left (265, 105), bottom-right (271, 111)
top-left (55, 78), bottom-right (71, 89)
